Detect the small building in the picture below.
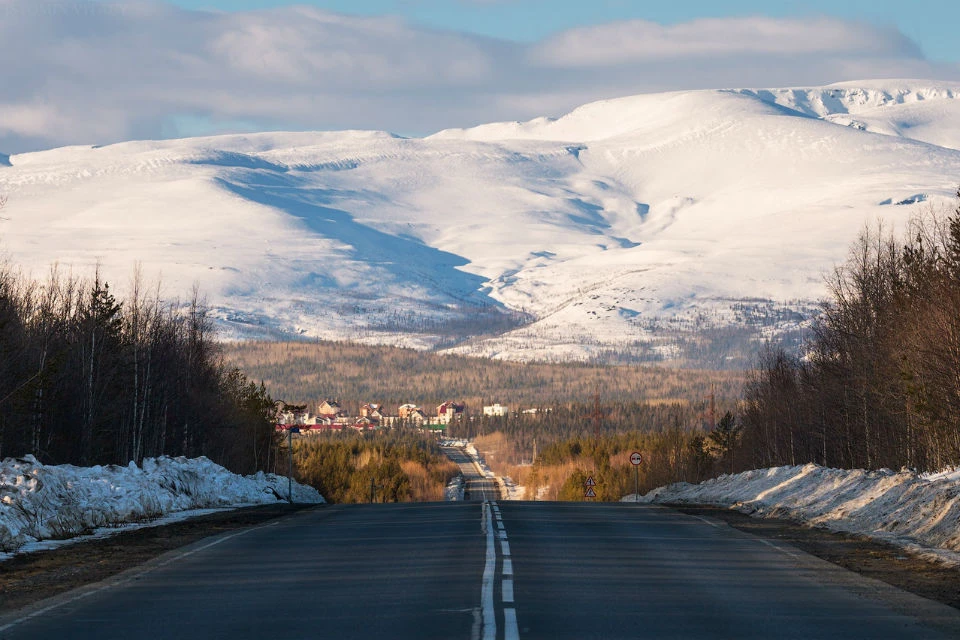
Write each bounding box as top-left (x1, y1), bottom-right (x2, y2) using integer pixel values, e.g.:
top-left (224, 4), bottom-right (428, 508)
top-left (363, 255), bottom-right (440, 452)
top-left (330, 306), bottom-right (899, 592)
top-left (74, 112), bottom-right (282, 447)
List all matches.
top-left (360, 403), bottom-right (385, 421)
top-left (318, 400), bottom-right (345, 418)
top-left (436, 401), bottom-right (465, 425)
top-left (483, 404), bottom-right (509, 417)
top-left (398, 403), bottom-right (421, 420)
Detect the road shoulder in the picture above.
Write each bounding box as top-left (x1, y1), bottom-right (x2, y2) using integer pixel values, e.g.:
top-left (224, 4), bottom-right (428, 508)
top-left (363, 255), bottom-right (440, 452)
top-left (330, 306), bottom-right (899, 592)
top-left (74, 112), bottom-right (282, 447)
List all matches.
top-left (0, 503), bottom-right (319, 615)
top-left (668, 504), bottom-right (960, 613)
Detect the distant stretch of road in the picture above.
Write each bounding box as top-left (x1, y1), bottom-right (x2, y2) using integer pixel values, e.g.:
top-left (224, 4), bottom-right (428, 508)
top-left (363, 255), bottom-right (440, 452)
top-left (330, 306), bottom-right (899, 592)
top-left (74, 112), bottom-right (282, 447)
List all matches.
top-left (443, 446), bottom-right (502, 501)
top-left (4, 501), bottom-right (960, 639)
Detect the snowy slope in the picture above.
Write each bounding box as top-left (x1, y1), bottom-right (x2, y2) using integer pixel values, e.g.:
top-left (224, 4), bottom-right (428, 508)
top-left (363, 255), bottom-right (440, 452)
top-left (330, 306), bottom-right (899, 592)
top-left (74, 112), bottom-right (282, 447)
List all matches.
top-left (1, 81), bottom-right (959, 363)
top-left (632, 464), bottom-right (960, 567)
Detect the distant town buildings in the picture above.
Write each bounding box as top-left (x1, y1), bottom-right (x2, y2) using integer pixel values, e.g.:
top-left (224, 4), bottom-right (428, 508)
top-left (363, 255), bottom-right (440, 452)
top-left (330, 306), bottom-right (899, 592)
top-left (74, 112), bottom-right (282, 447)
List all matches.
top-left (275, 399), bottom-right (537, 435)
top-left (483, 403), bottom-right (509, 417)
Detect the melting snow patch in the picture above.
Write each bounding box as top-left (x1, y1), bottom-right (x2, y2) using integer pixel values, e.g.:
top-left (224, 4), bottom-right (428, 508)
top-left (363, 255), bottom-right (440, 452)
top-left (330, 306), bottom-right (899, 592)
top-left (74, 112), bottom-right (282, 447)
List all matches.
top-left (0, 455), bottom-right (323, 556)
top-left (629, 464), bottom-right (960, 566)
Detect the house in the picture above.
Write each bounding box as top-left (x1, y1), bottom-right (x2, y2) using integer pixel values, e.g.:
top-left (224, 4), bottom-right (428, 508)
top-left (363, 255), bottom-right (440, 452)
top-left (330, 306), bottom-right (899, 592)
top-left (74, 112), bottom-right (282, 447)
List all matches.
top-left (353, 416), bottom-right (379, 431)
top-left (360, 403), bottom-right (386, 422)
top-left (318, 400), bottom-right (345, 418)
top-left (398, 403), bottom-right (421, 419)
top-left (483, 403), bottom-right (509, 417)
top-left (436, 401), bottom-right (465, 425)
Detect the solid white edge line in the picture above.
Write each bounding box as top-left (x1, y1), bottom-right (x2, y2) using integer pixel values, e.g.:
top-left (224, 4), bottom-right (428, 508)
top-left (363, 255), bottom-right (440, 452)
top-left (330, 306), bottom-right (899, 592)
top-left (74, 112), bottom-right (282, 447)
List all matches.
top-left (481, 501), bottom-right (497, 640)
top-left (0, 521), bottom-right (277, 633)
top-left (504, 607), bottom-right (520, 640)
top-left (757, 537), bottom-right (801, 560)
top-left (689, 514), bottom-right (721, 529)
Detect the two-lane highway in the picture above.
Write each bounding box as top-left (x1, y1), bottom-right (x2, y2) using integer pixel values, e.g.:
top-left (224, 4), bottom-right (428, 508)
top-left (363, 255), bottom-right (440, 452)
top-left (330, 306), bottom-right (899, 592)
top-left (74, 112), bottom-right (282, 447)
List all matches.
top-left (443, 446), bottom-right (502, 501)
top-left (4, 501), bottom-right (960, 639)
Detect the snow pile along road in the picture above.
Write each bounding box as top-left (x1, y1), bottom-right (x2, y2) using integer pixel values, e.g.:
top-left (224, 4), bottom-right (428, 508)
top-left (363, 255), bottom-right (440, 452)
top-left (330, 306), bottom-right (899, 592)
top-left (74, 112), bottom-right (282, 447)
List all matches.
top-left (632, 464), bottom-right (960, 565)
top-left (0, 455), bottom-right (323, 552)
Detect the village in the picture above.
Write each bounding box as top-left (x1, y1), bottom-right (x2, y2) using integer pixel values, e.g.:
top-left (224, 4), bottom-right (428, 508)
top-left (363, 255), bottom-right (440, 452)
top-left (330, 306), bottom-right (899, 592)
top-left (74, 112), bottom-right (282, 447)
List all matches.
top-left (274, 401), bottom-right (519, 435)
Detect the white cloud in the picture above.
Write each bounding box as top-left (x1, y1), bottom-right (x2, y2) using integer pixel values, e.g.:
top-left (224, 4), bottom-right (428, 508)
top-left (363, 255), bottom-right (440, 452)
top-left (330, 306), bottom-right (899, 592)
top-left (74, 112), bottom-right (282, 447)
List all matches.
top-left (529, 17), bottom-right (923, 66)
top-left (0, 1), bottom-right (956, 152)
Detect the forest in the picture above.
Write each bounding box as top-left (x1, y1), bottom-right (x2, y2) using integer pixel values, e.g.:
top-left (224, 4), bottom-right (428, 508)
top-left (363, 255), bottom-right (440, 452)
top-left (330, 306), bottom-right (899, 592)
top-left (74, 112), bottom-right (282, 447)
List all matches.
top-left (740, 191), bottom-right (960, 473)
top-left (224, 340), bottom-right (744, 414)
top-left (0, 266), bottom-right (276, 474)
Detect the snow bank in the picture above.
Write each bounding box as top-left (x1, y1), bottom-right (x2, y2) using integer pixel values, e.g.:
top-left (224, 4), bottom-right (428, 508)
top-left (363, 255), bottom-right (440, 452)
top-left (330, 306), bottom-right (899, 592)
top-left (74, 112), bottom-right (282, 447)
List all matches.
top-left (0, 455), bottom-right (323, 552)
top-left (445, 475), bottom-right (465, 501)
top-left (631, 464), bottom-right (960, 565)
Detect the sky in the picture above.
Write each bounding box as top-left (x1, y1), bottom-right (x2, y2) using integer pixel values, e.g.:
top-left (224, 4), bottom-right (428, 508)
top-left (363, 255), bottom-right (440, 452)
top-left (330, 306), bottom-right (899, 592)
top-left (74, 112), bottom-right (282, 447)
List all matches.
top-left (1, 0), bottom-right (959, 152)
top-left (171, 0), bottom-right (960, 62)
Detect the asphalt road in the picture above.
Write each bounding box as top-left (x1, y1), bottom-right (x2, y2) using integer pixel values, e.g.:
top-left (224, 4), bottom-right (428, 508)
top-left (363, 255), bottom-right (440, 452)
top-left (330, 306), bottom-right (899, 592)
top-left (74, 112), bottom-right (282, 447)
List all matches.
top-left (4, 501), bottom-right (960, 640)
top-left (443, 446), bottom-right (502, 501)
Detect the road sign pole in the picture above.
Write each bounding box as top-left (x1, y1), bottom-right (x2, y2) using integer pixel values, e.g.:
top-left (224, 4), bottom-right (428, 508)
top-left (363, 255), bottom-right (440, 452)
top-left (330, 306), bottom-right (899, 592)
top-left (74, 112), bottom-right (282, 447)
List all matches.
top-left (288, 427), bottom-right (293, 504)
top-left (629, 451), bottom-right (643, 503)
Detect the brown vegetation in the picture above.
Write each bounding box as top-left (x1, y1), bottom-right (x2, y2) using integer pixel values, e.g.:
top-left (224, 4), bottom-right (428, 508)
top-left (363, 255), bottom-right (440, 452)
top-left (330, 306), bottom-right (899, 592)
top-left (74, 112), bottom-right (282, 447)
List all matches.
top-left (223, 340), bottom-right (743, 421)
top-left (292, 432), bottom-right (459, 503)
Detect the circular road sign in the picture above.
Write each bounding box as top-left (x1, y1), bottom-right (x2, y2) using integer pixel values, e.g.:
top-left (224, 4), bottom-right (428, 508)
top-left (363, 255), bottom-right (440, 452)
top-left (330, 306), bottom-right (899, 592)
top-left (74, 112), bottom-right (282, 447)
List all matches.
top-left (630, 452), bottom-right (643, 466)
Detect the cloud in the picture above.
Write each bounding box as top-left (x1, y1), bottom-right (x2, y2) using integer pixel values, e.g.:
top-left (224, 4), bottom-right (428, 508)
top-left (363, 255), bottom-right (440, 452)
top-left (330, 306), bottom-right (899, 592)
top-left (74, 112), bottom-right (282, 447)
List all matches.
top-left (0, 1), bottom-right (956, 152)
top-left (529, 17), bottom-right (924, 67)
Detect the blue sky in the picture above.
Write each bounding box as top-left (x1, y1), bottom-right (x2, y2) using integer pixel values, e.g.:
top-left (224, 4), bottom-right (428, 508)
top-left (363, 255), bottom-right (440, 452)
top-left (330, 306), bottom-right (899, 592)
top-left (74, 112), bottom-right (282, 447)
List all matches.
top-left (2, 0), bottom-right (958, 151)
top-left (170, 0), bottom-right (960, 62)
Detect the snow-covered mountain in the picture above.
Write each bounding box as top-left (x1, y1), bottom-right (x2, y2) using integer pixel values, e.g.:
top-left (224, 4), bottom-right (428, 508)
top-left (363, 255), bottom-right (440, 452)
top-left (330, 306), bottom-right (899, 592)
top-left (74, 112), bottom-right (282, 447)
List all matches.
top-left (1, 81), bottom-right (959, 366)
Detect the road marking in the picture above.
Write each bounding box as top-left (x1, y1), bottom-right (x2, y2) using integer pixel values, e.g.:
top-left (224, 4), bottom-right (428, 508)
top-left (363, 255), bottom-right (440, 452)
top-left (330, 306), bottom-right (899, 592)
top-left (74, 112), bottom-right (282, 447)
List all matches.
top-left (757, 537), bottom-right (802, 560)
top-left (503, 558), bottom-right (513, 576)
top-left (481, 502), bottom-right (497, 640)
top-left (496, 520), bottom-right (505, 530)
top-left (502, 578), bottom-right (514, 603)
top-left (498, 530), bottom-right (508, 539)
top-left (504, 608), bottom-right (520, 640)
top-left (501, 539), bottom-right (511, 556)
top-left (690, 514), bottom-right (722, 529)
top-left (0, 521), bottom-right (276, 634)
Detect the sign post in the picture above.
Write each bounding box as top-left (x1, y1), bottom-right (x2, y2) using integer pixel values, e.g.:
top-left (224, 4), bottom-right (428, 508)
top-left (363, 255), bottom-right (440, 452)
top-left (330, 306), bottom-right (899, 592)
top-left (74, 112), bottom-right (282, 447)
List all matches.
top-left (288, 427), bottom-right (300, 503)
top-left (584, 476), bottom-right (597, 500)
top-left (630, 452), bottom-right (643, 503)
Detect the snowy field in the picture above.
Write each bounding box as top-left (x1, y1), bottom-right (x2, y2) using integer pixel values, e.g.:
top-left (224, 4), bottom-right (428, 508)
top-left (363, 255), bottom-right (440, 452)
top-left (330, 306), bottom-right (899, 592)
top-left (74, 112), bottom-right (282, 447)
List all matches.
top-left (0, 455), bottom-right (323, 558)
top-left (630, 464), bottom-right (960, 566)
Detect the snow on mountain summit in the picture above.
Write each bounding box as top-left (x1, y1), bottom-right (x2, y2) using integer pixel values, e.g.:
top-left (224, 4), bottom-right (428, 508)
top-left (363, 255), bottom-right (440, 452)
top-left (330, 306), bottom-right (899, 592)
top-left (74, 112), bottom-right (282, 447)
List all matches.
top-left (1, 80), bottom-right (959, 365)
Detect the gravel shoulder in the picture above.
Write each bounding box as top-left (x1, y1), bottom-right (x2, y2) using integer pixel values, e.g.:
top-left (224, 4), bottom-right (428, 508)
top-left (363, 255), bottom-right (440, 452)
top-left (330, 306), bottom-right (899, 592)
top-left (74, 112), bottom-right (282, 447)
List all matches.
top-left (0, 503), bottom-right (319, 614)
top-left (668, 504), bottom-right (960, 610)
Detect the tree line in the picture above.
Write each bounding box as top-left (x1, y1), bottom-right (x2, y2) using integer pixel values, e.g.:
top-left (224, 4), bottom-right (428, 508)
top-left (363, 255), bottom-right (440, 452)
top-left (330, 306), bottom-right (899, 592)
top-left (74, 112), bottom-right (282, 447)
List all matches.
top-left (292, 432), bottom-right (459, 503)
top-left (474, 413), bottom-right (740, 501)
top-left (224, 339), bottom-right (744, 414)
top-left (741, 191), bottom-right (960, 472)
top-left (0, 266), bottom-right (276, 473)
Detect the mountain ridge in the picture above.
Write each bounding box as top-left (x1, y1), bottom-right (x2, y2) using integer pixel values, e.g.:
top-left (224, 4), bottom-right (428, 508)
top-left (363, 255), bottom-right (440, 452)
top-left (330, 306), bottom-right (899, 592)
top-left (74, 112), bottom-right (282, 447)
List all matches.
top-left (1, 80), bottom-right (959, 366)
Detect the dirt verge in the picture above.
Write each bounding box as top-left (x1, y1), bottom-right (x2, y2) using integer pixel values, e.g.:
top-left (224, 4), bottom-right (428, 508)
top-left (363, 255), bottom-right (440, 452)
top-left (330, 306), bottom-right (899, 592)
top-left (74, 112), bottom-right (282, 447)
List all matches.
top-left (0, 503), bottom-right (319, 614)
top-left (668, 504), bottom-right (960, 610)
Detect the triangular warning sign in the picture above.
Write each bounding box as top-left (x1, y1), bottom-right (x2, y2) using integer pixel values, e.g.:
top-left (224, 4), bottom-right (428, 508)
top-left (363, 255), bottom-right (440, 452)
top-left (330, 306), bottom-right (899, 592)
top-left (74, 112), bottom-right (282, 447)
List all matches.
top-left (584, 487), bottom-right (597, 498)
top-left (585, 476), bottom-right (596, 487)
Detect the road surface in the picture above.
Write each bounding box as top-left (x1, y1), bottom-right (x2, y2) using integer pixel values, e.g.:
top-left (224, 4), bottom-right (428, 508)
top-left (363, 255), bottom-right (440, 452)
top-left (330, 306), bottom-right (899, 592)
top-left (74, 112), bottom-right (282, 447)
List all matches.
top-left (443, 446), bottom-right (502, 501)
top-left (3, 502), bottom-right (960, 639)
